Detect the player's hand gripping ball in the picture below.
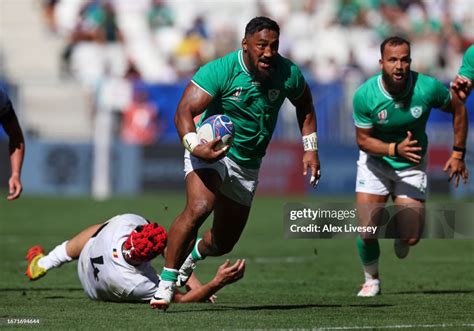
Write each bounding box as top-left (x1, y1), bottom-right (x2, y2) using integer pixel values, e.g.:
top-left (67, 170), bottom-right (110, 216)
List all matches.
top-left (197, 115), bottom-right (234, 150)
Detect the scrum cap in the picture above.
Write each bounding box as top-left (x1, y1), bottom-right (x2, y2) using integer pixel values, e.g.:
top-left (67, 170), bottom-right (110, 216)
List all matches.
top-left (123, 223), bottom-right (167, 262)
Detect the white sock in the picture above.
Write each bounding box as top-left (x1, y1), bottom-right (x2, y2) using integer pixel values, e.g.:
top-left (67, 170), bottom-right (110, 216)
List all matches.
top-left (38, 241), bottom-right (73, 270)
top-left (363, 261), bottom-right (379, 283)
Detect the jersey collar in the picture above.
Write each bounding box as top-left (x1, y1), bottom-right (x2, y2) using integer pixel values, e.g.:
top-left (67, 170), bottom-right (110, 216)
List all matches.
top-left (377, 71), bottom-right (413, 100)
top-left (238, 50), bottom-right (251, 76)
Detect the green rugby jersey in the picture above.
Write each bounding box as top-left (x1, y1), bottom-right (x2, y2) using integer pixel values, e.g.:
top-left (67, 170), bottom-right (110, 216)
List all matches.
top-left (353, 71), bottom-right (451, 170)
top-left (192, 50), bottom-right (307, 169)
top-left (459, 44), bottom-right (474, 80)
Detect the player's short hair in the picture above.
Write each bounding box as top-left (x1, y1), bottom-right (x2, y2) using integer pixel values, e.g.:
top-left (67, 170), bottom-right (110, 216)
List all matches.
top-left (245, 16), bottom-right (280, 37)
top-left (123, 223), bottom-right (167, 262)
top-left (380, 36), bottom-right (411, 57)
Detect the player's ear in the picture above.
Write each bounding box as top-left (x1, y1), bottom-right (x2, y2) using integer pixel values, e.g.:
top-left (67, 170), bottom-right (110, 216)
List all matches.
top-left (242, 38), bottom-right (247, 51)
top-left (379, 58), bottom-right (383, 69)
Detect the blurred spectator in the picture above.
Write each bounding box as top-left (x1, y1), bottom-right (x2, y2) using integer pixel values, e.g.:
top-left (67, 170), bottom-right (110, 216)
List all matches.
top-left (40, 0), bottom-right (60, 33)
top-left (173, 16), bottom-right (214, 79)
top-left (66, 0), bottom-right (126, 88)
top-left (148, 0), bottom-right (174, 30)
top-left (121, 89), bottom-right (160, 145)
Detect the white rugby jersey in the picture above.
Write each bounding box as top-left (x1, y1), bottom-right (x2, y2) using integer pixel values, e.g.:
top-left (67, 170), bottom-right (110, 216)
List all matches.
top-left (78, 214), bottom-right (161, 302)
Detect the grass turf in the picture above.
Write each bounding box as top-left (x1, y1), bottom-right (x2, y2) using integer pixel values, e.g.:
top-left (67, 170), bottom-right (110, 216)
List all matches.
top-left (1, 193), bottom-right (473, 329)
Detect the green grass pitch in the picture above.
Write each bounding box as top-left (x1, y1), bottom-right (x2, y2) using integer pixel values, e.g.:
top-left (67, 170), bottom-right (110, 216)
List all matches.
top-left (1, 193), bottom-right (473, 329)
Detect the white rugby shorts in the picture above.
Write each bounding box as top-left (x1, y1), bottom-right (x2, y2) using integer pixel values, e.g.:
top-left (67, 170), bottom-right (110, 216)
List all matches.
top-left (184, 151), bottom-right (259, 206)
top-left (355, 151), bottom-right (427, 200)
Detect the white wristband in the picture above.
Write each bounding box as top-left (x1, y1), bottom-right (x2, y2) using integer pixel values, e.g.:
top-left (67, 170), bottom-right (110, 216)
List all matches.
top-left (183, 132), bottom-right (199, 152)
top-left (302, 132), bottom-right (318, 151)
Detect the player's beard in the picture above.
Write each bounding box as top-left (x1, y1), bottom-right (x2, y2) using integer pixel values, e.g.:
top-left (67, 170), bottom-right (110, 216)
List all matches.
top-left (246, 54), bottom-right (273, 82)
top-left (382, 70), bottom-right (408, 95)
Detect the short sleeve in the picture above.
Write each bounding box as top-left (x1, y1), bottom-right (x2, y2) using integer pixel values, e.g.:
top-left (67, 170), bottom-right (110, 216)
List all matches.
top-left (286, 64), bottom-right (307, 101)
top-left (426, 77), bottom-right (451, 109)
top-left (191, 56), bottom-right (229, 97)
top-left (0, 89), bottom-right (14, 118)
top-left (458, 45), bottom-right (474, 81)
top-left (353, 89), bottom-right (373, 129)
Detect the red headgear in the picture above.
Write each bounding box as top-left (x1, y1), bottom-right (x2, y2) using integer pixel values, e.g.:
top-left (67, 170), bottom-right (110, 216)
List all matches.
top-left (123, 223), bottom-right (167, 262)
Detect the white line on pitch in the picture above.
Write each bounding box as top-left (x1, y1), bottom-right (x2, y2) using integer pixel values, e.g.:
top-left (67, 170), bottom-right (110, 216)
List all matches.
top-left (314, 323), bottom-right (474, 330)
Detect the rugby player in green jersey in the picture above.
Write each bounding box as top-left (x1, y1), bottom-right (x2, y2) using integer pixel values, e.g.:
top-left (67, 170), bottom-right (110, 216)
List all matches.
top-left (151, 17), bottom-right (321, 310)
top-left (451, 44), bottom-right (474, 103)
top-left (353, 36), bottom-right (468, 297)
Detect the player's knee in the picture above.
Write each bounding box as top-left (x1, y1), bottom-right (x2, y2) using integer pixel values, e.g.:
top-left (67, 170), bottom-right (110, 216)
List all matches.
top-left (208, 240), bottom-right (235, 256)
top-left (185, 199), bottom-right (213, 222)
top-left (406, 238), bottom-right (419, 246)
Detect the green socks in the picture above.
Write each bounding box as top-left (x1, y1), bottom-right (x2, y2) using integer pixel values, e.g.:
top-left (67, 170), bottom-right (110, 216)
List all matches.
top-left (160, 267), bottom-right (178, 282)
top-left (190, 237), bottom-right (204, 261)
top-left (356, 236), bottom-right (380, 265)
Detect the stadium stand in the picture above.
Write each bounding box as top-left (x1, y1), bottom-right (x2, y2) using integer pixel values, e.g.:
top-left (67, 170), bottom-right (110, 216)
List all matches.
top-left (2, 0), bottom-right (472, 143)
top-left (1, 0), bottom-right (472, 197)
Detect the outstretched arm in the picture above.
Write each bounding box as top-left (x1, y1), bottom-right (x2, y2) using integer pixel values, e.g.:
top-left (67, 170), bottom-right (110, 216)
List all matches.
top-left (173, 259), bottom-right (245, 303)
top-left (65, 223), bottom-right (104, 259)
top-left (291, 85), bottom-right (321, 187)
top-left (441, 92), bottom-right (469, 188)
top-left (1, 111), bottom-right (25, 201)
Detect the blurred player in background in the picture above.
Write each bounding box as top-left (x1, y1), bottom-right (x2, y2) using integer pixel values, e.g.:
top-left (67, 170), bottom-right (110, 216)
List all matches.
top-left (152, 16), bottom-right (320, 310)
top-left (450, 44), bottom-right (474, 103)
top-left (26, 213), bottom-right (245, 304)
top-left (0, 87), bottom-right (25, 201)
top-left (353, 36), bottom-right (468, 297)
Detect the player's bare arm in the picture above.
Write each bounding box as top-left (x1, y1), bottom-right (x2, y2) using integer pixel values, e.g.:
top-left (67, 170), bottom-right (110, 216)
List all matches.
top-left (1, 112), bottom-right (25, 200)
top-left (356, 127), bottom-right (422, 163)
top-left (174, 82), bottom-right (227, 162)
top-left (291, 84), bottom-right (321, 186)
top-left (441, 92), bottom-right (469, 187)
top-left (173, 259), bottom-right (245, 303)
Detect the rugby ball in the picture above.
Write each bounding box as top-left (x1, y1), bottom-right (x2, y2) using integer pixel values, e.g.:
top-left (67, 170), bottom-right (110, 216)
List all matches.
top-left (197, 115), bottom-right (234, 150)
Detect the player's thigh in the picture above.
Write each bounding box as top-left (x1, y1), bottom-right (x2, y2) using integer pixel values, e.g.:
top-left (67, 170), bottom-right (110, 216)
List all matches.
top-left (183, 150), bottom-right (225, 215)
top-left (183, 169), bottom-right (222, 217)
top-left (393, 166), bottom-right (427, 201)
top-left (356, 192), bottom-right (389, 227)
top-left (208, 157), bottom-right (257, 248)
top-left (211, 193), bottom-right (251, 249)
top-left (393, 196), bottom-right (425, 244)
top-left (355, 152), bottom-right (392, 197)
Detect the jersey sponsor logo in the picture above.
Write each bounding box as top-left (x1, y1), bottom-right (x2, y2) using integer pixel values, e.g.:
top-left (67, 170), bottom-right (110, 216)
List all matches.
top-left (268, 89), bottom-right (280, 102)
top-left (410, 106), bottom-right (422, 118)
top-left (377, 109), bottom-right (388, 124)
top-left (231, 87), bottom-right (243, 101)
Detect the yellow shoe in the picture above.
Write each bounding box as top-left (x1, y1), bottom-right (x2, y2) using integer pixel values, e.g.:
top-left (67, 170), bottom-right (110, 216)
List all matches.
top-left (25, 245), bottom-right (47, 281)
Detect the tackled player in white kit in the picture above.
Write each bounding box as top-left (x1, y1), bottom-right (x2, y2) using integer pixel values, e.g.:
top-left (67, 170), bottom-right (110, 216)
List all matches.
top-left (25, 213), bottom-right (245, 304)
